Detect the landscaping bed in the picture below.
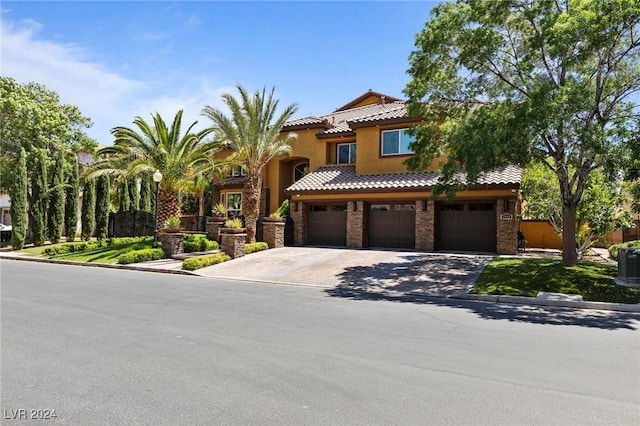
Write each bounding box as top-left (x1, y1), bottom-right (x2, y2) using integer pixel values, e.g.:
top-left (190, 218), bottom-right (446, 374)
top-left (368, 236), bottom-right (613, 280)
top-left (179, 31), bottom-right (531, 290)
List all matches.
top-left (472, 257), bottom-right (640, 304)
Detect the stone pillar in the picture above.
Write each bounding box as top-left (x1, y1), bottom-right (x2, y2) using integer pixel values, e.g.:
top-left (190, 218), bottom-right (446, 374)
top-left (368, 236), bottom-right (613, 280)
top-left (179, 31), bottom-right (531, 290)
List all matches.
top-left (346, 200), bottom-right (365, 248)
top-left (206, 218), bottom-right (225, 242)
top-left (158, 232), bottom-right (184, 257)
top-left (221, 232), bottom-right (246, 258)
top-left (290, 201), bottom-right (306, 246)
top-left (415, 200), bottom-right (435, 251)
top-left (497, 198), bottom-right (518, 254)
top-left (262, 220), bottom-right (285, 249)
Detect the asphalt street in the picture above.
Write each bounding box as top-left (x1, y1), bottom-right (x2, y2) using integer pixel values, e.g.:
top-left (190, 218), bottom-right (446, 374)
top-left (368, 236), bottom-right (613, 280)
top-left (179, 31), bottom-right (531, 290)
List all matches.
top-left (1, 260), bottom-right (639, 425)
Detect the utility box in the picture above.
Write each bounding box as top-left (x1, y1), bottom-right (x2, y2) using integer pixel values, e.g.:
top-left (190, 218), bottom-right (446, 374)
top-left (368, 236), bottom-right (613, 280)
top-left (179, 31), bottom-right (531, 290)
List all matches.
top-left (618, 248), bottom-right (640, 284)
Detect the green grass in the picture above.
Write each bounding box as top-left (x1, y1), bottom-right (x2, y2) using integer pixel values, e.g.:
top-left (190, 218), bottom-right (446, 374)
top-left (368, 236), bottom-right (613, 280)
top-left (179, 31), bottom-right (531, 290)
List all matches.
top-left (47, 241), bottom-right (155, 264)
top-left (472, 257), bottom-right (640, 304)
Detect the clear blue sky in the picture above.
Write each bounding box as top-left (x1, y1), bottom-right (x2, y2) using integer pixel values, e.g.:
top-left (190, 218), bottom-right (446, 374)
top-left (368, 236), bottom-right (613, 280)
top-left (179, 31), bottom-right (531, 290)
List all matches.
top-left (1, 1), bottom-right (437, 144)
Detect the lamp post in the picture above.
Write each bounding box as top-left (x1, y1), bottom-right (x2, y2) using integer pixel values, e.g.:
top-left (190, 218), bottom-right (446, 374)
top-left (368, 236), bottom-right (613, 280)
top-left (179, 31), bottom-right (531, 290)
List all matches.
top-left (152, 170), bottom-right (163, 248)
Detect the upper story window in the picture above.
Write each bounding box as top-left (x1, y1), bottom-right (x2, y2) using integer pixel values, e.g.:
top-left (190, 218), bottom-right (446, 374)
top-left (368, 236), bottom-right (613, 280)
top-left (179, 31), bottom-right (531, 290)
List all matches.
top-left (294, 162), bottom-right (309, 182)
top-left (228, 165), bottom-right (246, 177)
top-left (381, 128), bottom-right (415, 156)
top-left (337, 143), bottom-right (356, 164)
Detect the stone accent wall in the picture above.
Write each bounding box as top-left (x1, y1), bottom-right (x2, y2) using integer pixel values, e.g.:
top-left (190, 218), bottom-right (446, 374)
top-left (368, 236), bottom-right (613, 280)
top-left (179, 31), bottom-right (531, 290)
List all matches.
top-left (415, 200), bottom-right (435, 251)
top-left (206, 218), bottom-right (225, 242)
top-left (263, 221), bottom-right (285, 249)
top-left (346, 201), bottom-right (365, 248)
top-left (158, 232), bottom-right (184, 257)
top-left (497, 198), bottom-right (518, 254)
top-left (290, 201), bottom-right (306, 246)
top-left (221, 232), bottom-right (246, 258)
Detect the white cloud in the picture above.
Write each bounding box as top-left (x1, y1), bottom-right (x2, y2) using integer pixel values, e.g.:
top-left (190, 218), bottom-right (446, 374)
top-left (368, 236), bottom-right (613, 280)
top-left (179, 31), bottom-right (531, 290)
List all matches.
top-left (0, 18), bottom-right (229, 145)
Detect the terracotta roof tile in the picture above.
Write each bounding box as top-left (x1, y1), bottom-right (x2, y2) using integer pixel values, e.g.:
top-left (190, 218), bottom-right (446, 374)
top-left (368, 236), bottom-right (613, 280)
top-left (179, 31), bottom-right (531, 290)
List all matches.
top-left (285, 165), bottom-right (522, 194)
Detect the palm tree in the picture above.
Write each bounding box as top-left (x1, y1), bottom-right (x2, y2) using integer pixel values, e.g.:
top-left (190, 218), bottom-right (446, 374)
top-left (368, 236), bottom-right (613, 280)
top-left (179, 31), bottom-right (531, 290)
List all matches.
top-left (84, 110), bottom-right (219, 227)
top-left (202, 85), bottom-right (298, 242)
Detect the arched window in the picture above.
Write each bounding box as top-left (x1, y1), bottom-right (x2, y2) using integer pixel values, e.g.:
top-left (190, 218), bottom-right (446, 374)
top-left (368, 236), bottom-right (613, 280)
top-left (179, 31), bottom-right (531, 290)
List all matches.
top-left (294, 162), bottom-right (309, 182)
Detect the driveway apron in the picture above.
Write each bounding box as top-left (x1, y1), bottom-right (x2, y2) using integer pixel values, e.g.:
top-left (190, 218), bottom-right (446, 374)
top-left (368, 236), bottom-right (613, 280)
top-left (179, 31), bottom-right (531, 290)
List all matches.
top-left (195, 247), bottom-right (491, 298)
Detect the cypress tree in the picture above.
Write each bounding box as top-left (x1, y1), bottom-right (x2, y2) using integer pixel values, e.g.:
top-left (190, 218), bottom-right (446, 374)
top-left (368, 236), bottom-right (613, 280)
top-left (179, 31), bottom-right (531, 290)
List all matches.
top-left (47, 153), bottom-right (65, 244)
top-left (139, 174), bottom-right (152, 212)
top-left (80, 179), bottom-right (96, 241)
top-left (9, 148), bottom-right (28, 249)
top-left (95, 175), bottom-right (110, 240)
top-left (119, 179), bottom-right (131, 212)
top-left (64, 155), bottom-right (79, 242)
top-left (128, 177), bottom-right (139, 210)
top-left (30, 151), bottom-right (48, 246)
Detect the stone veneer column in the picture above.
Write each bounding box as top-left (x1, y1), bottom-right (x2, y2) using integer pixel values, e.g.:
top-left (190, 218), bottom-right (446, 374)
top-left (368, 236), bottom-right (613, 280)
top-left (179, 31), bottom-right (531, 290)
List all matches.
top-left (415, 200), bottom-right (435, 251)
top-left (496, 198), bottom-right (518, 254)
top-left (221, 232), bottom-right (247, 258)
top-left (346, 201), bottom-right (365, 248)
top-left (158, 232), bottom-right (184, 257)
top-left (262, 221), bottom-right (285, 249)
top-left (290, 201), bottom-right (306, 246)
top-left (206, 218), bottom-right (225, 242)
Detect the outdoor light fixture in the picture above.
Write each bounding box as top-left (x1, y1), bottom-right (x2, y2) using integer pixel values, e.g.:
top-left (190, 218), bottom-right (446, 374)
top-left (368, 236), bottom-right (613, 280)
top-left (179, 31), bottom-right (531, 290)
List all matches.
top-left (152, 170), bottom-right (163, 248)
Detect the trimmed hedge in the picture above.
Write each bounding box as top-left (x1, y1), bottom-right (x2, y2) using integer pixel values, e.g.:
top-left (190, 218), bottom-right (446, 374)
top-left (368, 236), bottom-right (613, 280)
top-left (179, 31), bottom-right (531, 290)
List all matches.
top-left (183, 234), bottom-right (218, 253)
top-left (609, 240), bottom-right (640, 260)
top-left (43, 236), bottom-right (152, 257)
top-left (245, 242), bottom-right (269, 254)
top-left (182, 253), bottom-right (231, 271)
top-left (117, 248), bottom-right (165, 265)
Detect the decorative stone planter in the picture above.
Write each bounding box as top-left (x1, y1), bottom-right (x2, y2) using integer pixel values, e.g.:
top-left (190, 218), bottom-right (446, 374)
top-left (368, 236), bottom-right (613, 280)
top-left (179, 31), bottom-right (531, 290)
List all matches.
top-left (158, 232), bottom-right (184, 257)
top-left (206, 218), bottom-right (225, 241)
top-left (262, 219), bottom-right (285, 249)
top-left (221, 231), bottom-right (246, 259)
top-left (220, 227), bottom-right (247, 234)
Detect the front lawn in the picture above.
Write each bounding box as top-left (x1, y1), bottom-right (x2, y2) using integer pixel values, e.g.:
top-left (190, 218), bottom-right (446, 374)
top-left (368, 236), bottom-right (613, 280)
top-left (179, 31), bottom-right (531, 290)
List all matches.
top-left (472, 257), bottom-right (640, 304)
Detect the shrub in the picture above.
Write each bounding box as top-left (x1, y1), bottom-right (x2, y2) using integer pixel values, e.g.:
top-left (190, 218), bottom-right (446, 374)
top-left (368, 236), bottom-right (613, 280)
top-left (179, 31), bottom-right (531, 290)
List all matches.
top-left (224, 217), bottom-right (243, 228)
top-left (117, 248), bottom-right (164, 265)
top-left (245, 242), bottom-right (269, 254)
top-left (164, 216), bottom-right (181, 229)
top-left (609, 240), bottom-right (640, 260)
top-left (42, 236), bottom-right (152, 256)
top-left (183, 233), bottom-right (218, 253)
top-left (182, 253), bottom-right (231, 271)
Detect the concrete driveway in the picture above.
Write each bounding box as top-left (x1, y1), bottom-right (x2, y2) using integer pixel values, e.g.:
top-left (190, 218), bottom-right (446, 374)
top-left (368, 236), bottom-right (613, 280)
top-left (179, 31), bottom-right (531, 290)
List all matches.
top-left (195, 247), bottom-right (492, 298)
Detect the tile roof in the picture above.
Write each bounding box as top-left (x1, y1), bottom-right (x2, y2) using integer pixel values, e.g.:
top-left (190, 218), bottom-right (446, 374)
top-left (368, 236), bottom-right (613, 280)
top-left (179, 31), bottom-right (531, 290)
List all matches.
top-left (214, 175), bottom-right (247, 188)
top-left (285, 165), bottom-right (522, 194)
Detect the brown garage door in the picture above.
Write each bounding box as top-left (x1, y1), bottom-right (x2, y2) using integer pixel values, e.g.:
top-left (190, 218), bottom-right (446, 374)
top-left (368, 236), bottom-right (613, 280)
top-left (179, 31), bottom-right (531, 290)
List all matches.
top-left (307, 204), bottom-right (347, 246)
top-left (368, 203), bottom-right (416, 248)
top-left (437, 202), bottom-right (496, 252)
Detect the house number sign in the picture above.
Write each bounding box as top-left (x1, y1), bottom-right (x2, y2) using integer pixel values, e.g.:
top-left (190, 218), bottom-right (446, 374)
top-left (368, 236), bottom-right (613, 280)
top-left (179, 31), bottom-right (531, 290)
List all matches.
top-left (500, 213), bottom-right (513, 220)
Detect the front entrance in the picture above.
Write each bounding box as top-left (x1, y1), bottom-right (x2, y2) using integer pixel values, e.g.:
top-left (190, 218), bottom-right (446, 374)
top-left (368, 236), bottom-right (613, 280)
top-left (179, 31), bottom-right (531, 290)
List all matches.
top-left (307, 204), bottom-right (347, 246)
top-left (368, 203), bottom-right (416, 248)
top-left (437, 202), bottom-right (496, 252)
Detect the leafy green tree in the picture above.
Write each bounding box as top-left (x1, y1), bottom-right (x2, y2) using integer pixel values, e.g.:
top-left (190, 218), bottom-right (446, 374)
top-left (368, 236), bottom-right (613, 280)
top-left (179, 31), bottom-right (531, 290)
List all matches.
top-left (182, 174), bottom-right (210, 217)
top-left (95, 175), bottom-right (110, 240)
top-left (139, 174), bottom-right (152, 212)
top-left (47, 153), bottom-right (66, 244)
top-left (9, 148), bottom-right (28, 249)
top-left (404, 0), bottom-right (640, 266)
top-left (84, 111), bottom-right (218, 228)
top-left (30, 151), bottom-right (49, 246)
top-left (522, 161), bottom-right (632, 256)
top-left (81, 179), bottom-right (96, 241)
top-left (202, 85), bottom-right (298, 242)
top-left (64, 155), bottom-right (79, 242)
top-left (128, 177), bottom-right (139, 210)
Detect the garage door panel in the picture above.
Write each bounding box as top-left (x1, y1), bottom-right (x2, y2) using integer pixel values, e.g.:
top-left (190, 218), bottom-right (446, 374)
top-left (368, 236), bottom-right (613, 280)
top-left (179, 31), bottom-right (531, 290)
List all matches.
top-left (368, 204), bottom-right (415, 248)
top-left (437, 202), bottom-right (496, 252)
top-left (307, 205), bottom-right (347, 246)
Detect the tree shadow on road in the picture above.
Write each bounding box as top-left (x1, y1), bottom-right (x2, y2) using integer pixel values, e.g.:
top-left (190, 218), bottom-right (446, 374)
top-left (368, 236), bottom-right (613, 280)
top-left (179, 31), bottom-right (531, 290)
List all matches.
top-left (325, 254), bottom-right (640, 330)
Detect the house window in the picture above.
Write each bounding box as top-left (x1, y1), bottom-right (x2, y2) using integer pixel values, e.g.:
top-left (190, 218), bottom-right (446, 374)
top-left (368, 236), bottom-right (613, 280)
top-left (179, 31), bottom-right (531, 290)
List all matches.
top-left (228, 165), bottom-right (246, 177)
top-left (222, 192), bottom-right (242, 218)
top-left (337, 143), bottom-right (356, 164)
top-left (294, 162), bottom-right (309, 182)
top-left (381, 129), bottom-right (415, 156)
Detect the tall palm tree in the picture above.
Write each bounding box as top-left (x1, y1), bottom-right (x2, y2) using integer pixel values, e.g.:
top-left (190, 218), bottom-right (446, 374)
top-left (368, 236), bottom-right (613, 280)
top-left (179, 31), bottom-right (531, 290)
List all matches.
top-left (202, 85), bottom-right (298, 242)
top-left (84, 110), bottom-right (219, 227)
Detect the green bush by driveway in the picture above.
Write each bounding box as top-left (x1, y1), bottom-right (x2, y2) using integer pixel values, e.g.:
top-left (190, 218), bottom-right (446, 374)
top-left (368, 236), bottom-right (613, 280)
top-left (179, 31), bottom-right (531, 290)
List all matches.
top-left (117, 248), bottom-right (164, 265)
top-left (182, 253), bottom-right (231, 271)
top-left (472, 257), bottom-right (640, 304)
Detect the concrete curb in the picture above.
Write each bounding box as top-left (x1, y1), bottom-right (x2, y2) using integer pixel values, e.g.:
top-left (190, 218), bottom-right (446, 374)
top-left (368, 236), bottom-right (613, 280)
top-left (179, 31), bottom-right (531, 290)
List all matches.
top-left (452, 294), bottom-right (640, 313)
top-left (0, 254), bottom-right (196, 276)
